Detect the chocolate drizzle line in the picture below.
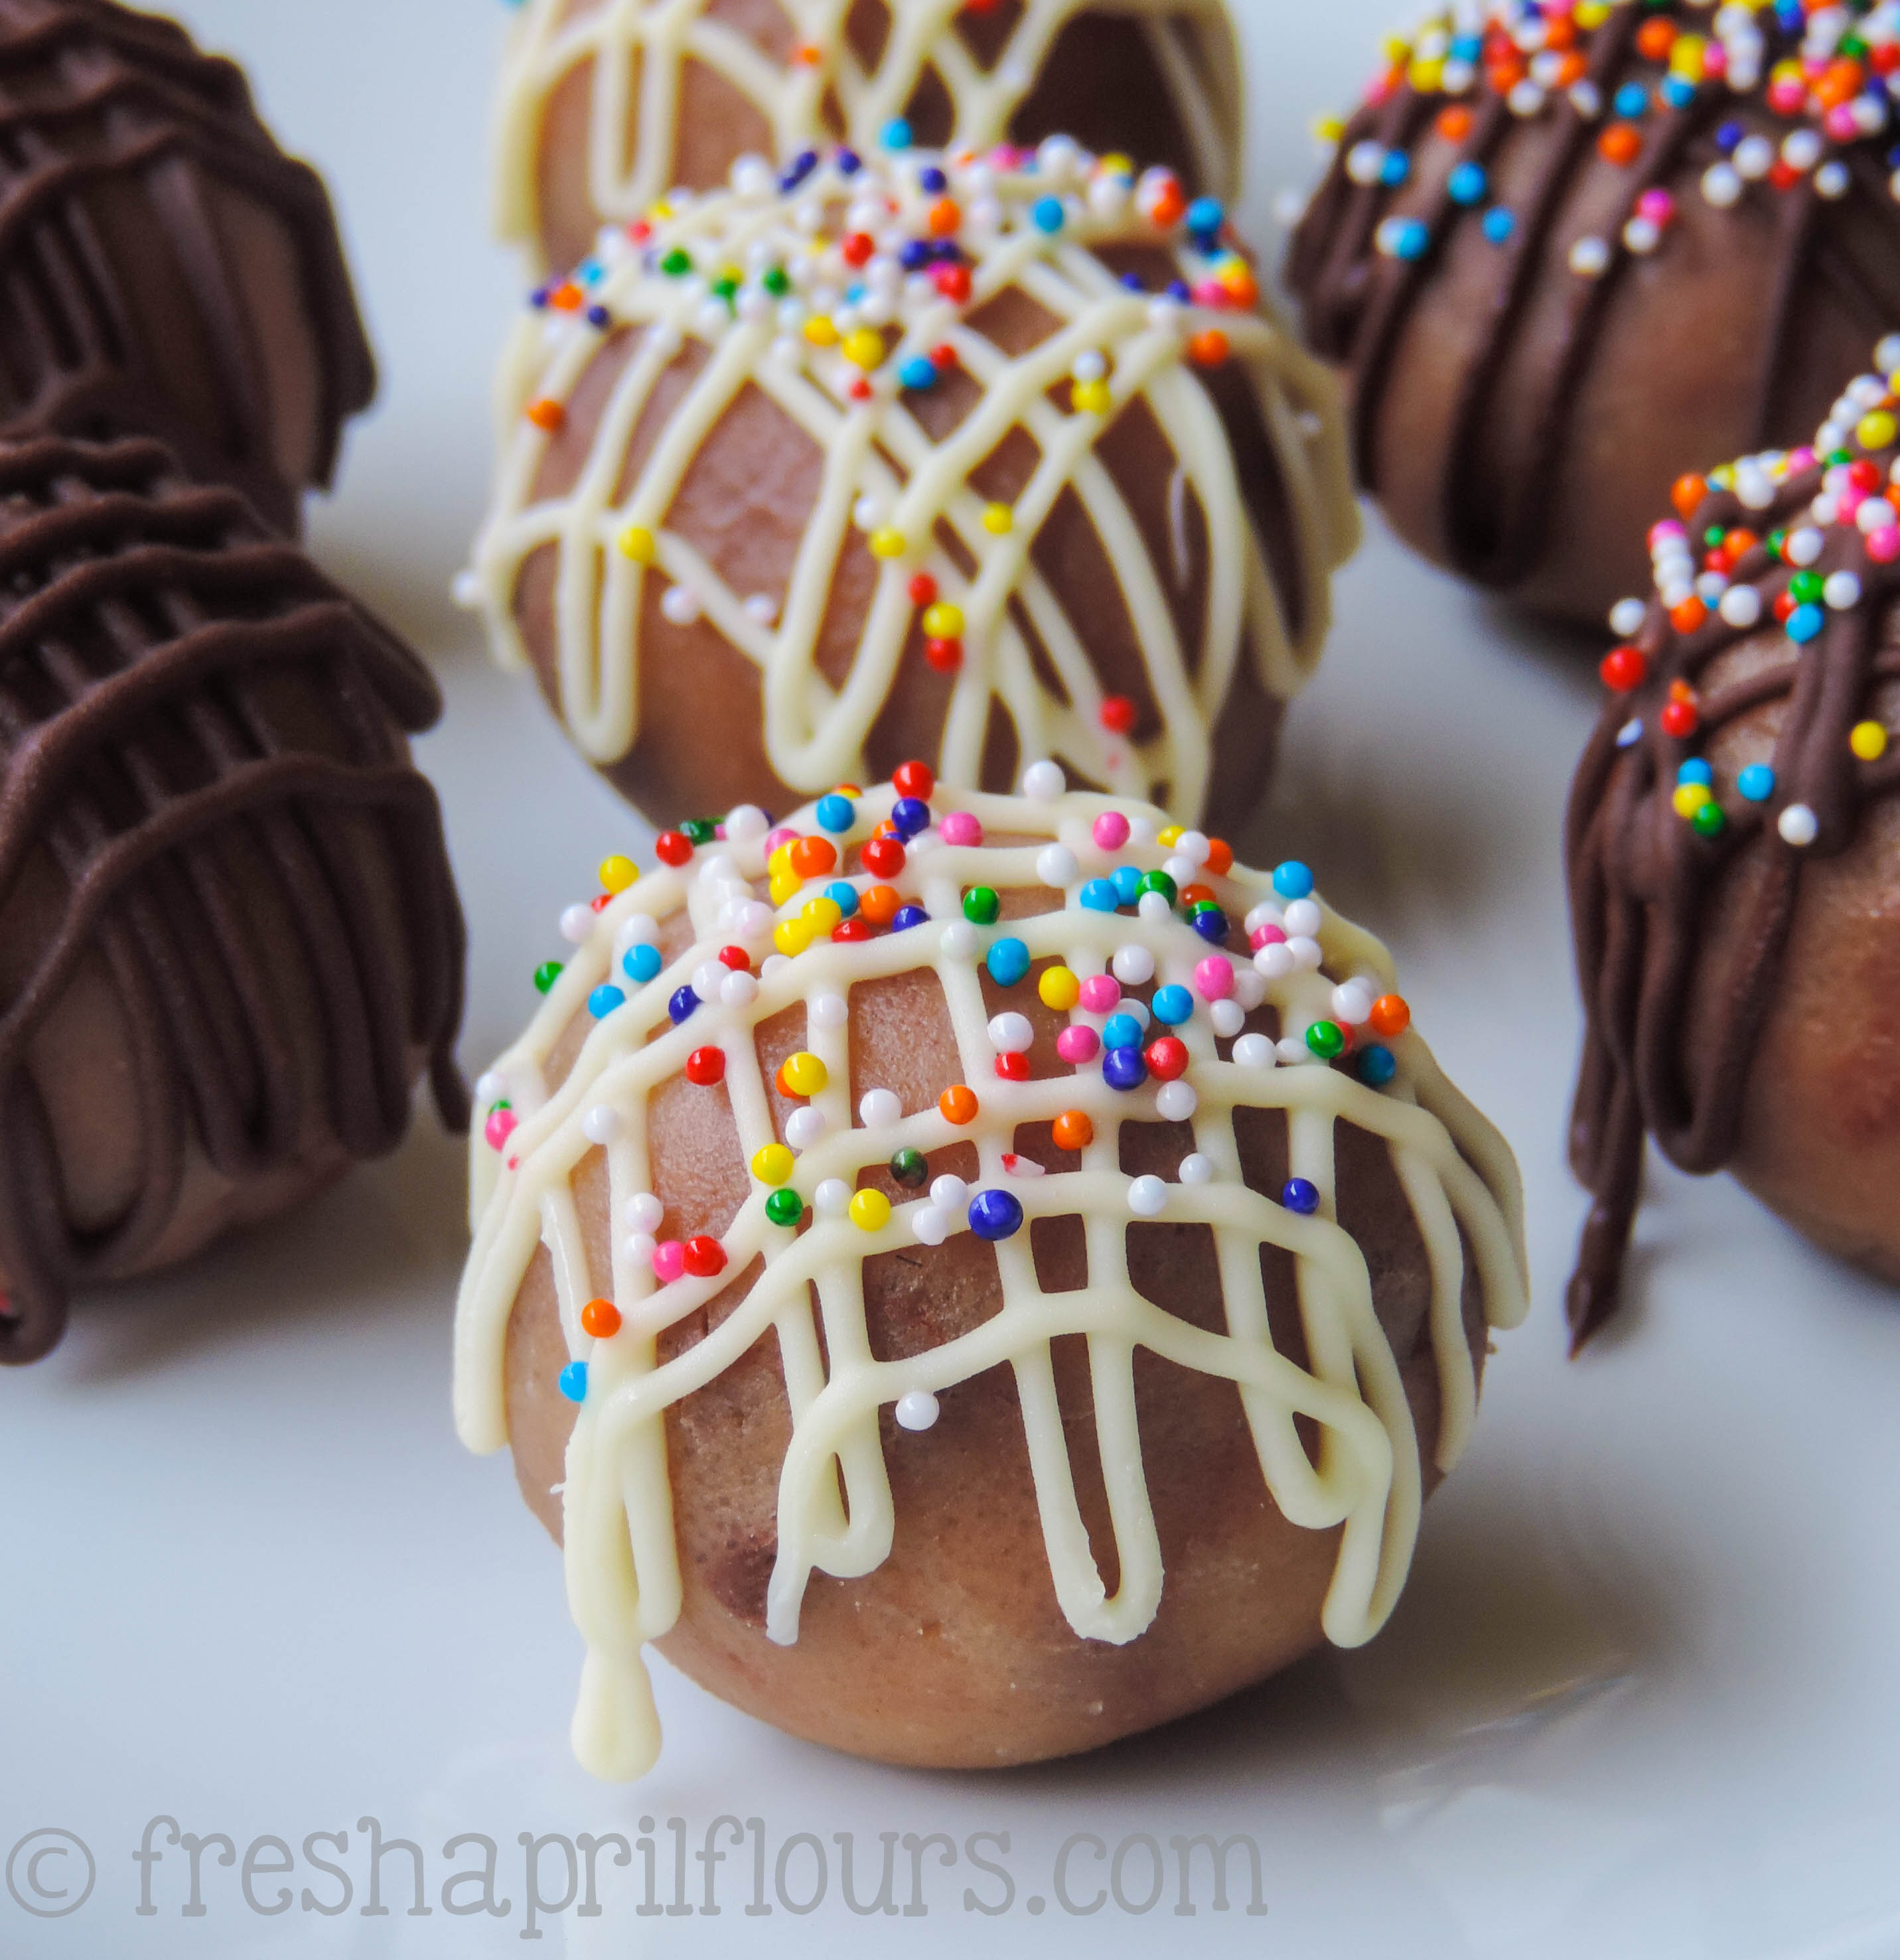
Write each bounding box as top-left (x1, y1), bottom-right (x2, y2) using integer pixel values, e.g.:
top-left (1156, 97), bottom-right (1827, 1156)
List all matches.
top-left (1565, 427), bottom-right (1900, 1350)
top-left (0, 435), bottom-right (466, 1365)
top-left (1285, 1), bottom-right (1900, 592)
top-left (0, 0), bottom-right (375, 534)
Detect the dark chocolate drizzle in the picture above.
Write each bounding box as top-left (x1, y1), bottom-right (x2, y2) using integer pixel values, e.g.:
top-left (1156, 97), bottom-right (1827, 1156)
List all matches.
top-left (1285, 1), bottom-right (1900, 592)
top-left (0, 435), bottom-right (466, 1365)
top-left (1565, 422), bottom-right (1900, 1349)
top-left (0, 0), bottom-right (376, 534)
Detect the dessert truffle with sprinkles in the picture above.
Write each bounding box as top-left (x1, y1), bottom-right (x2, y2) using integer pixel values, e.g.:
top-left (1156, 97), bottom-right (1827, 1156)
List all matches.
top-left (0, 435), bottom-right (467, 1366)
top-left (496, 0), bottom-right (1242, 277)
top-left (465, 141), bottom-right (1356, 833)
top-left (0, 0), bottom-right (377, 536)
top-left (456, 761), bottom-right (1526, 1777)
top-left (1285, 0), bottom-right (1900, 623)
top-left (1567, 336), bottom-right (1900, 1348)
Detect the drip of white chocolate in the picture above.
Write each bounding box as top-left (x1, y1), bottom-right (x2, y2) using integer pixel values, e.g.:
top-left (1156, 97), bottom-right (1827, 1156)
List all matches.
top-left (466, 146), bottom-right (1356, 825)
top-left (493, 0), bottom-right (1243, 262)
top-left (456, 778), bottom-right (1527, 1781)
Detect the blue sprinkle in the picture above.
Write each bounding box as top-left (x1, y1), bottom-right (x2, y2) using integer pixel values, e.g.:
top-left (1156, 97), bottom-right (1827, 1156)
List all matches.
top-left (1613, 81), bottom-right (1649, 119)
top-left (1151, 985), bottom-right (1193, 1026)
top-left (623, 943), bottom-right (663, 985)
top-left (1110, 865), bottom-right (1143, 906)
top-left (826, 880), bottom-right (860, 918)
top-left (815, 792), bottom-right (855, 833)
top-left (1450, 33), bottom-right (1481, 58)
top-left (891, 904), bottom-right (930, 932)
top-left (530, 285), bottom-right (551, 309)
top-left (899, 354), bottom-right (938, 391)
top-left (1447, 161), bottom-right (1487, 205)
top-left (1080, 877), bottom-right (1119, 912)
top-left (837, 147), bottom-right (862, 175)
top-left (932, 240), bottom-right (963, 264)
top-left (1031, 196), bottom-right (1065, 234)
top-left (920, 165), bottom-right (948, 193)
top-left (891, 796), bottom-right (932, 837)
top-left (1677, 759), bottom-right (1714, 788)
top-left (1481, 206), bottom-right (1516, 245)
top-left (1716, 120), bottom-right (1743, 153)
top-left (1786, 603), bottom-right (1825, 644)
top-left (899, 239), bottom-right (932, 271)
top-left (986, 937), bottom-right (1031, 986)
top-left (880, 118), bottom-right (911, 150)
top-left (1378, 151), bottom-right (1410, 187)
top-left (1272, 860), bottom-right (1313, 900)
top-left (1387, 217), bottom-right (1429, 260)
top-left (779, 149), bottom-right (818, 191)
top-left (1356, 1045), bottom-right (1397, 1088)
top-left (1186, 195), bottom-right (1225, 238)
top-left (1661, 76), bottom-right (1697, 107)
top-left (968, 1188), bottom-right (1024, 1241)
top-left (557, 1360), bottom-right (589, 1403)
top-left (1616, 717), bottom-right (1644, 748)
top-left (1281, 1178), bottom-right (1320, 1216)
top-left (589, 983), bottom-right (626, 1019)
top-left (1737, 763), bottom-right (1776, 803)
top-left (1102, 1013), bottom-right (1143, 1051)
top-left (586, 304), bottom-right (613, 330)
top-left (1167, 278), bottom-right (1191, 303)
top-left (1190, 908), bottom-right (1229, 945)
top-left (1120, 270), bottom-right (1145, 291)
top-left (1103, 1046), bottom-right (1148, 1091)
top-left (668, 985), bottom-right (699, 1024)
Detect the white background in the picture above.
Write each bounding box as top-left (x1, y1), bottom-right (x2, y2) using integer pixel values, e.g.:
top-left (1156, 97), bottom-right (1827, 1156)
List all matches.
top-left (5, 2), bottom-right (1900, 1954)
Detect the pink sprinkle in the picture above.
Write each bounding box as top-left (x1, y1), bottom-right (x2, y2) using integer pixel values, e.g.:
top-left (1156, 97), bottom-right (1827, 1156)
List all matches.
top-left (714, 823), bottom-right (727, 840)
top-left (766, 826), bottom-right (798, 855)
top-left (1078, 973), bottom-right (1121, 1014)
top-left (1824, 103), bottom-right (1859, 141)
top-left (1841, 487), bottom-right (1867, 522)
top-left (1635, 187), bottom-right (1675, 224)
top-left (483, 1107), bottom-right (518, 1151)
top-left (1194, 956), bottom-right (1235, 1001)
top-left (652, 1239), bottom-right (686, 1283)
top-left (938, 811), bottom-right (984, 847)
top-left (1868, 525), bottom-right (1900, 563)
top-left (1250, 922), bottom-right (1287, 951)
top-left (1056, 1025), bottom-right (1100, 1064)
top-left (1190, 279), bottom-right (1228, 309)
top-left (1092, 810), bottom-right (1130, 851)
top-left (1647, 519), bottom-right (1686, 548)
top-left (1788, 449), bottom-right (1817, 474)
top-left (1701, 44), bottom-right (1726, 77)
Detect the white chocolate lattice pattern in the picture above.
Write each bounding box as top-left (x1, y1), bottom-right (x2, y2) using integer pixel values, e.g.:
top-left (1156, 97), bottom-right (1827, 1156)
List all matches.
top-left (465, 146), bottom-right (1356, 825)
top-left (456, 774), bottom-right (1528, 1781)
top-left (494, 0), bottom-right (1242, 263)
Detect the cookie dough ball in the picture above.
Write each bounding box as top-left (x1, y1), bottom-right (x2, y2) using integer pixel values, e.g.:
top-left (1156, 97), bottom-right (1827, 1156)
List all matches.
top-left (1567, 342), bottom-right (1900, 1347)
top-left (0, 436), bottom-right (467, 1365)
top-left (468, 143), bottom-right (1356, 835)
top-left (1285, 0), bottom-right (1900, 624)
top-left (0, 0), bottom-right (376, 535)
top-left (498, 0), bottom-right (1243, 277)
top-left (457, 766), bottom-right (1526, 1776)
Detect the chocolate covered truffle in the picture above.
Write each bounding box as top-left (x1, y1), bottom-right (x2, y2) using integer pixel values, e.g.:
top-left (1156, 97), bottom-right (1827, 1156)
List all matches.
top-left (0, 435), bottom-right (466, 1365)
top-left (457, 766), bottom-right (1526, 1777)
top-left (1285, 0), bottom-right (1900, 624)
top-left (466, 143), bottom-right (1356, 834)
top-left (1567, 340), bottom-right (1900, 1348)
top-left (497, 0), bottom-right (1242, 277)
top-left (0, 0), bottom-right (376, 535)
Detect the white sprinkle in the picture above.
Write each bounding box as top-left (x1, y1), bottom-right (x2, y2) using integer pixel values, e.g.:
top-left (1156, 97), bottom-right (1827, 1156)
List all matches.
top-left (988, 1012), bottom-right (1035, 1054)
top-left (720, 971), bottom-right (758, 1009)
top-left (1163, 855), bottom-right (1197, 886)
top-left (1622, 215), bottom-right (1661, 255)
top-left (911, 1206), bottom-right (948, 1247)
top-left (560, 903), bottom-right (595, 944)
top-left (810, 992), bottom-right (848, 1029)
top-left (1331, 981), bottom-right (1374, 1025)
top-left (1733, 135), bottom-right (1774, 180)
top-left (814, 1178), bottom-right (851, 1218)
top-left (1179, 1153), bottom-right (1214, 1184)
top-left (1125, 817), bottom-right (1156, 848)
top-left (583, 1105), bottom-right (621, 1145)
top-left (1037, 843), bottom-right (1079, 887)
top-left (1232, 968), bottom-right (1267, 1011)
top-left (1735, 464), bottom-right (1776, 511)
top-left (1848, 374), bottom-right (1889, 408)
top-left (1242, 902), bottom-right (1279, 936)
top-left (743, 593), bottom-right (778, 625)
top-left (1155, 1080), bottom-right (1199, 1123)
top-left (1719, 585), bottom-right (1763, 629)
top-left (1778, 803), bottom-right (1818, 847)
top-left (1254, 942), bottom-right (1294, 979)
top-left (1136, 890), bottom-right (1173, 926)
top-left (785, 1106), bottom-right (826, 1149)
top-left (736, 900), bottom-right (775, 940)
top-left (852, 494), bottom-right (883, 529)
top-left (1210, 999), bottom-right (1246, 1038)
top-left (1782, 127), bottom-right (1823, 171)
top-left (760, 953), bottom-right (790, 981)
top-left (1281, 898), bottom-right (1322, 938)
top-left (451, 569), bottom-right (481, 609)
top-left (858, 1089), bottom-right (902, 1128)
top-left (1568, 234), bottom-right (1611, 277)
top-left (1702, 162), bottom-right (1743, 208)
top-left (624, 1192), bottom-right (664, 1233)
top-left (1118, 997), bottom-right (1152, 1032)
top-left (1022, 758), bottom-right (1066, 800)
top-left (1824, 570), bottom-right (1863, 610)
top-left (1112, 944), bottom-right (1156, 985)
top-left (1071, 349), bottom-right (1108, 384)
top-left (1175, 830), bottom-right (1211, 868)
top-left (895, 1390), bottom-right (940, 1431)
top-left (1568, 78), bottom-right (1601, 119)
top-left (1288, 937), bottom-right (1324, 972)
top-left (660, 584), bottom-right (702, 626)
top-left (475, 1070), bottom-right (506, 1105)
top-left (1617, 717), bottom-right (1644, 750)
top-left (1345, 140), bottom-right (1386, 184)
top-left (693, 960), bottom-right (728, 1000)
top-left (725, 804), bottom-right (768, 841)
top-left (1877, 334), bottom-right (1900, 372)
top-left (1232, 1033), bottom-right (1276, 1068)
top-left (1276, 1036), bottom-right (1311, 1066)
top-left (1856, 498), bottom-right (1897, 535)
top-left (930, 1174), bottom-right (969, 1213)
top-left (1507, 79), bottom-right (1545, 116)
top-left (940, 921), bottom-right (979, 959)
top-left (1785, 526), bottom-right (1825, 567)
top-left (1128, 1175), bottom-right (1168, 1218)
top-left (1816, 160), bottom-right (1850, 199)
top-left (616, 913), bottom-right (659, 953)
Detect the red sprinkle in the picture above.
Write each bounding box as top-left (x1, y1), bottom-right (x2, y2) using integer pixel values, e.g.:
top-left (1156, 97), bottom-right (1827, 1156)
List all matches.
top-left (893, 760), bottom-right (934, 800)
top-left (686, 1045), bottom-right (726, 1085)
top-left (994, 1052), bottom-right (1031, 1080)
top-left (1600, 645), bottom-right (1646, 693)
top-left (1100, 695), bottom-right (1138, 736)
top-left (718, 944), bottom-right (751, 971)
top-left (861, 835), bottom-right (906, 877)
top-left (656, 830), bottom-right (694, 866)
top-left (684, 1235), bottom-right (727, 1278)
top-left (832, 918), bottom-right (873, 942)
top-left (924, 636), bottom-right (962, 672)
top-left (1144, 1036), bottom-right (1190, 1082)
top-left (907, 572), bottom-right (938, 606)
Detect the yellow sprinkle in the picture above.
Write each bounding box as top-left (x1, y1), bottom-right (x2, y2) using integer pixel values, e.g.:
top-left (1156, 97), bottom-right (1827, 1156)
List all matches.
top-left (768, 842), bottom-right (796, 877)
top-left (1157, 824), bottom-right (1184, 848)
top-left (1857, 410), bottom-right (1897, 452)
top-left (1038, 966), bottom-right (1080, 1011)
top-left (804, 315), bottom-right (838, 346)
top-left (1071, 378), bottom-right (1112, 415)
top-left (921, 601), bottom-right (964, 640)
top-left (801, 894), bottom-right (843, 931)
top-left (849, 1188), bottom-right (892, 1232)
top-left (843, 326), bottom-right (886, 370)
top-left (869, 527), bottom-right (907, 559)
top-left (981, 503), bottom-right (1013, 535)
top-left (650, 200), bottom-right (674, 220)
top-left (618, 524), bottom-right (656, 563)
top-left (751, 1143), bottom-right (794, 1186)
top-left (1407, 57), bottom-right (1443, 90)
top-left (1672, 782), bottom-right (1712, 819)
top-left (1380, 35), bottom-right (1410, 63)
top-left (774, 916), bottom-right (815, 956)
top-left (599, 854), bottom-right (638, 894)
top-left (1850, 720), bottom-right (1889, 761)
top-left (1313, 114), bottom-right (1345, 145)
top-left (1575, 0), bottom-right (1609, 23)
top-left (779, 1051), bottom-right (828, 1097)
top-left (1099, 152), bottom-right (1135, 178)
top-left (768, 871), bottom-right (801, 908)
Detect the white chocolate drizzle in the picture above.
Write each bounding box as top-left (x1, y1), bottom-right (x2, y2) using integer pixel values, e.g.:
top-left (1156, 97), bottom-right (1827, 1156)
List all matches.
top-left (455, 774), bottom-right (1528, 1780)
top-left (492, 0), bottom-right (1244, 265)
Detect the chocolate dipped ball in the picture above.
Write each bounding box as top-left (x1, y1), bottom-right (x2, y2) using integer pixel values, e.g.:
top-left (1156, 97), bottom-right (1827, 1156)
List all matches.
top-left (466, 143), bottom-right (1357, 835)
top-left (456, 765), bottom-right (1526, 1776)
top-left (0, 0), bottom-right (376, 536)
top-left (1285, 0), bottom-right (1900, 624)
top-left (496, 0), bottom-right (1243, 277)
top-left (1567, 340), bottom-right (1900, 1348)
top-left (0, 435), bottom-right (467, 1366)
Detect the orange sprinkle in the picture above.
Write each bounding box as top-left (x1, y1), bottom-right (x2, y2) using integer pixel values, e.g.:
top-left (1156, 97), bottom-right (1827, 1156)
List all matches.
top-left (788, 835), bottom-right (837, 878)
top-left (1554, 51), bottom-right (1587, 86)
top-left (1544, 14), bottom-right (1575, 47)
top-left (1669, 596), bottom-right (1708, 634)
top-left (940, 1085), bottom-right (980, 1125)
top-left (1051, 1109), bottom-right (1094, 1152)
top-left (1180, 882), bottom-right (1216, 909)
top-left (1147, 180), bottom-right (1187, 226)
top-left (792, 40), bottom-right (824, 64)
top-left (1815, 56), bottom-right (1863, 105)
top-left (526, 398), bottom-right (565, 432)
top-left (859, 884), bottom-right (901, 925)
top-left (549, 282), bottom-right (583, 311)
top-left (1187, 328), bottom-right (1230, 368)
top-left (1435, 104), bottom-right (1474, 141)
top-left (1369, 994), bottom-right (1410, 1038)
top-left (581, 1297), bottom-right (622, 1338)
top-left (1670, 474), bottom-right (1708, 518)
top-left (927, 197), bottom-right (962, 237)
top-left (1203, 837), bottom-right (1233, 875)
top-left (1597, 123), bottom-right (1642, 165)
top-left (1635, 16), bottom-right (1676, 58)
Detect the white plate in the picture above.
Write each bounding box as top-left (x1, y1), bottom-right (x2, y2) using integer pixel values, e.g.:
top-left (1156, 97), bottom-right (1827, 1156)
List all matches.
top-left (6, 4), bottom-right (1900, 1955)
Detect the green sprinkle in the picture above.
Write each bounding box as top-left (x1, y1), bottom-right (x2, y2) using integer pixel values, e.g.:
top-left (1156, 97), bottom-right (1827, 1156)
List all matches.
top-left (1135, 869), bottom-right (1177, 905)
top-left (765, 1187), bottom-right (805, 1227)
top-left (682, 817), bottom-right (719, 845)
top-left (1305, 1019), bottom-right (1345, 1060)
top-left (660, 248), bottom-right (693, 277)
top-left (533, 961), bottom-right (563, 994)
top-left (1690, 801), bottom-right (1727, 838)
top-left (962, 885), bottom-right (1001, 925)
top-left (762, 266), bottom-right (790, 296)
top-left (889, 1147), bottom-right (929, 1188)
